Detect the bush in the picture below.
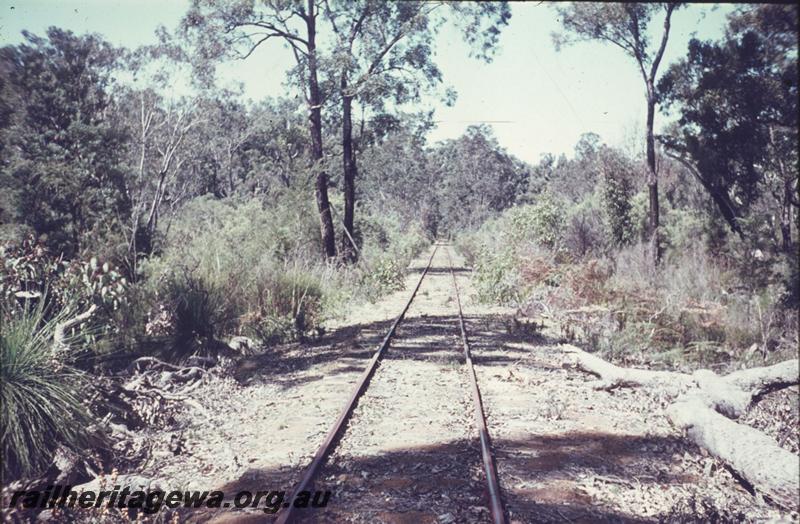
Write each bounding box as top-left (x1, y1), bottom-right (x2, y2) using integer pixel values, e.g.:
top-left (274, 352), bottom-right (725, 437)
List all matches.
top-left (563, 193), bottom-right (607, 257)
top-left (1, 237), bottom-right (128, 366)
top-left (244, 261), bottom-right (326, 342)
top-left (355, 206), bottom-right (429, 301)
top-left (132, 195), bottom-right (432, 351)
top-left (159, 275), bottom-right (228, 359)
top-left (357, 207), bottom-right (428, 266)
top-left (140, 196), bottom-right (357, 347)
top-left (357, 256), bottom-right (406, 301)
top-left (459, 200), bottom-right (798, 373)
top-left (599, 148), bottom-right (636, 246)
top-left (505, 196), bottom-right (564, 249)
top-left (1, 300), bottom-right (92, 479)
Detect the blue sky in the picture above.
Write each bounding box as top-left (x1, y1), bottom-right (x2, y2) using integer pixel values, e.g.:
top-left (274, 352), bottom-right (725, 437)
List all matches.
top-left (0, 1), bottom-right (734, 165)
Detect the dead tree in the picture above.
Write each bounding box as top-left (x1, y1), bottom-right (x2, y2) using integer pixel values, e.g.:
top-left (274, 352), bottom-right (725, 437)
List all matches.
top-left (563, 345), bottom-right (799, 509)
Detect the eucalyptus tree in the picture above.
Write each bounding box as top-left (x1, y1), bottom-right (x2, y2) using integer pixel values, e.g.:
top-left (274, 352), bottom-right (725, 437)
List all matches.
top-left (112, 86), bottom-right (204, 270)
top-left (238, 97), bottom-right (311, 194)
top-left (658, 4), bottom-right (798, 250)
top-left (432, 125), bottom-right (528, 233)
top-left (358, 112), bottom-right (437, 234)
top-left (553, 2), bottom-right (683, 262)
top-left (180, 0), bottom-right (340, 259)
top-left (0, 28), bottom-right (130, 259)
top-left (322, 0), bottom-right (511, 261)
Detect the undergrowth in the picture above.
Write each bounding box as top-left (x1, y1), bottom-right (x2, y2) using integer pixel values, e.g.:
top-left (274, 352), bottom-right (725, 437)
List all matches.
top-left (136, 195), bottom-right (428, 352)
top-left (0, 299), bottom-right (93, 479)
top-left (458, 203), bottom-right (799, 372)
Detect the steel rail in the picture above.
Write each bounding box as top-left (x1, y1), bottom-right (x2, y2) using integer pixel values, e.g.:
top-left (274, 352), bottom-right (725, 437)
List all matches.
top-left (275, 243), bottom-right (440, 524)
top-left (446, 247), bottom-right (508, 524)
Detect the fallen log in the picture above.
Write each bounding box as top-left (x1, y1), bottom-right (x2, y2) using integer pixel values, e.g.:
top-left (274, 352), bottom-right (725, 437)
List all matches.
top-left (563, 344), bottom-right (693, 390)
top-left (562, 344), bottom-right (800, 509)
top-left (667, 397), bottom-right (799, 509)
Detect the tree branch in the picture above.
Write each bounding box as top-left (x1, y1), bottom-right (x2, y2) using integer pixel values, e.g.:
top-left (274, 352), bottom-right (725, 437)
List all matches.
top-left (53, 304), bottom-right (98, 355)
top-left (649, 3), bottom-right (677, 82)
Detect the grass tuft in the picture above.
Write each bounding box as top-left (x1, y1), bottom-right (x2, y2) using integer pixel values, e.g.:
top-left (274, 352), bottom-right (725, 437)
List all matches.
top-left (1, 299), bottom-right (92, 480)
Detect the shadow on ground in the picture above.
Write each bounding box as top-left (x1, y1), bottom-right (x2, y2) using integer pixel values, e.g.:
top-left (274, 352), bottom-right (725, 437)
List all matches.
top-left (407, 266), bottom-right (472, 276)
top-left (180, 430), bottom-right (703, 524)
top-left (232, 308), bottom-right (561, 391)
top-left (211, 307), bottom-right (711, 523)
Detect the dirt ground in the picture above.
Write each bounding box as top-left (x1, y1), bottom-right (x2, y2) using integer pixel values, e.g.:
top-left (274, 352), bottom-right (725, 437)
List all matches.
top-left (116, 245), bottom-right (797, 523)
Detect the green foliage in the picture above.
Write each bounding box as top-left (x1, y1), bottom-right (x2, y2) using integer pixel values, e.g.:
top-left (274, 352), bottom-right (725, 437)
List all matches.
top-left (460, 192), bottom-right (799, 371)
top-left (357, 207), bottom-right (428, 266)
top-left (662, 207), bottom-right (706, 252)
top-left (244, 262), bottom-right (326, 343)
top-left (599, 149), bottom-right (635, 246)
top-left (431, 125), bottom-right (529, 233)
top-left (1, 236), bottom-right (128, 352)
top-left (563, 192), bottom-right (606, 257)
top-left (1, 300), bottom-right (92, 479)
top-left (458, 202), bottom-right (565, 304)
top-left (359, 121), bottom-right (441, 237)
top-left (351, 205), bottom-right (429, 301)
top-left (506, 197), bottom-right (564, 249)
top-left (1, 236), bottom-right (65, 305)
top-left (358, 256), bottom-right (407, 301)
top-left (138, 196), bottom-right (426, 348)
top-left (1, 29), bottom-right (129, 259)
top-left (163, 275), bottom-right (223, 357)
top-left (473, 247), bottom-right (523, 305)
top-left (658, 4), bottom-right (798, 239)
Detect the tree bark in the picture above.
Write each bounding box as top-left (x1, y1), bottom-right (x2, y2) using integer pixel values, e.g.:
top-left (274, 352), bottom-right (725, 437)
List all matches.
top-left (781, 177), bottom-right (793, 252)
top-left (645, 92), bottom-right (661, 264)
top-left (306, 0), bottom-right (337, 260)
top-left (341, 76), bottom-right (357, 263)
top-left (668, 398), bottom-right (799, 509)
top-left (563, 344), bottom-right (800, 507)
top-left (53, 304), bottom-right (98, 355)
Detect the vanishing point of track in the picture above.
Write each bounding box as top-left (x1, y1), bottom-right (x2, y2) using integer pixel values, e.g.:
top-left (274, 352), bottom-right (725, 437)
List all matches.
top-left (275, 243), bottom-right (508, 524)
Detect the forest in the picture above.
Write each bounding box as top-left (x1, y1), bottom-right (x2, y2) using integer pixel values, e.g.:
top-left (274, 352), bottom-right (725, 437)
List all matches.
top-left (0, 2), bottom-right (798, 522)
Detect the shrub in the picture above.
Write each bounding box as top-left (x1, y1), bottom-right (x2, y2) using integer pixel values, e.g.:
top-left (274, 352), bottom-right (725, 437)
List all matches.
top-left (246, 261), bottom-right (326, 341)
top-left (662, 207), bottom-right (707, 253)
top-left (1, 300), bottom-right (92, 479)
top-left (136, 196), bottom-right (431, 349)
top-left (357, 256), bottom-right (407, 302)
top-left (1, 237), bottom-right (128, 367)
top-left (599, 148), bottom-right (636, 246)
top-left (506, 196), bottom-right (564, 249)
top-left (563, 193), bottom-right (607, 257)
top-left (357, 207), bottom-right (428, 267)
top-left (139, 198), bottom-right (280, 346)
top-left (473, 249), bottom-right (523, 304)
top-left (460, 198), bottom-right (798, 373)
top-left (354, 206), bottom-right (429, 301)
top-left (162, 275), bottom-right (226, 358)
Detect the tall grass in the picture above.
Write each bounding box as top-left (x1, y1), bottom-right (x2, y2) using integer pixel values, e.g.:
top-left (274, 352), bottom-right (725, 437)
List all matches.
top-left (1, 300), bottom-right (92, 479)
top-left (458, 203), bottom-right (799, 372)
top-left (137, 196), bottom-right (430, 350)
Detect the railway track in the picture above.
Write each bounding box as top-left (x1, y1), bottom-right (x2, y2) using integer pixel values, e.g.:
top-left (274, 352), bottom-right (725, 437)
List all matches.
top-left (275, 243), bottom-right (507, 524)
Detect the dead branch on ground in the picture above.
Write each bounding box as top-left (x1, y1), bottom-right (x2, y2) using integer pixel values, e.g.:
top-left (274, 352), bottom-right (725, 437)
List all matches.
top-left (562, 344), bottom-right (799, 508)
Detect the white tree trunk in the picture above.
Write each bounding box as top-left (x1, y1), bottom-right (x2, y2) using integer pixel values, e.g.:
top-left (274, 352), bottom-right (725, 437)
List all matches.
top-left (562, 345), bottom-right (799, 508)
top-left (668, 397), bottom-right (799, 509)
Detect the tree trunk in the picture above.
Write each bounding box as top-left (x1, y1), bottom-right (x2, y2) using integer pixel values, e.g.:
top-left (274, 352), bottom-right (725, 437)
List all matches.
top-left (781, 177), bottom-right (793, 252)
top-left (341, 77), bottom-right (357, 263)
top-left (645, 92), bottom-right (661, 264)
top-left (306, 1), bottom-right (337, 260)
top-left (564, 345), bottom-right (800, 508)
top-left (668, 397), bottom-right (799, 509)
